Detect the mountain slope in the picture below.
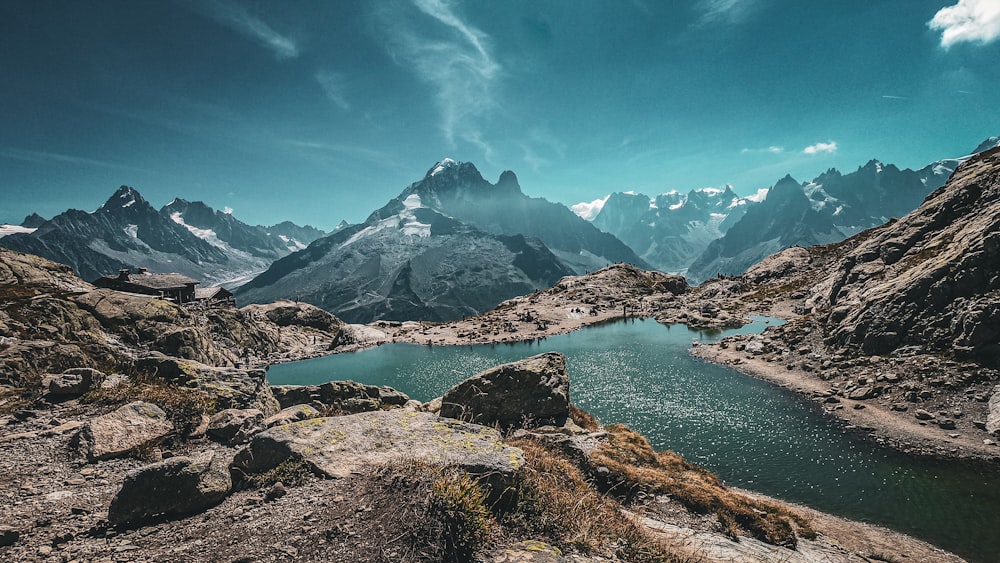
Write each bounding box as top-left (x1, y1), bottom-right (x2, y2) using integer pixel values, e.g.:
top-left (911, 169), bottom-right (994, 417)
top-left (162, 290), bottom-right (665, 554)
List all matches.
top-left (685, 138), bottom-right (1000, 282)
top-left (0, 187), bottom-right (323, 286)
top-left (803, 146), bottom-right (1000, 367)
top-left (401, 159), bottom-right (647, 273)
top-left (235, 193), bottom-right (573, 323)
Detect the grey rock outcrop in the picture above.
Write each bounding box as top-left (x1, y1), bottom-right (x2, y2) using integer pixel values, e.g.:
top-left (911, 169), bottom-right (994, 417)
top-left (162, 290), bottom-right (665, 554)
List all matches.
top-left (439, 352), bottom-right (570, 429)
top-left (42, 368), bottom-right (106, 398)
top-left (136, 353), bottom-right (279, 415)
top-left (232, 410), bottom-right (524, 480)
top-left (987, 386), bottom-right (1000, 435)
top-left (810, 148), bottom-right (1000, 367)
top-left (270, 380), bottom-right (408, 413)
top-left (207, 408), bottom-right (264, 444)
top-left (243, 300), bottom-right (343, 333)
top-left (264, 404), bottom-right (320, 428)
top-left (107, 450), bottom-right (232, 526)
top-left (76, 401), bottom-right (173, 461)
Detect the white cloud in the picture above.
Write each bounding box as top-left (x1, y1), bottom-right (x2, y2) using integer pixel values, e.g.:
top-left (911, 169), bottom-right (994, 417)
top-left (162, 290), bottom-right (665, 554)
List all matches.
top-left (376, 0), bottom-right (501, 149)
top-left (929, 0), bottom-right (1000, 48)
top-left (571, 196), bottom-right (611, 221)
top-left (196, 0), bottom-right (298, 59)
top-left (315, 70), bottom-right (350, 110)
top-left (741, 145), bottom-right (784, 154)
top-left (222, 206), bottom-right (234, 215)
top-left (803, 141), bottom-right (838, 155)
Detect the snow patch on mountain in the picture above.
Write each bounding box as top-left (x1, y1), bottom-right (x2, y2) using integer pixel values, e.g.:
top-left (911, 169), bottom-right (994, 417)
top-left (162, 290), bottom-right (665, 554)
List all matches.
top-left (277, 234), bottom-right (306, 251)
top-left (429, 158), bottom-right (459, 177)
top-left (124, 224), bottom-right (138, 238)
top-left (170, 212), bottom-right (227, 250)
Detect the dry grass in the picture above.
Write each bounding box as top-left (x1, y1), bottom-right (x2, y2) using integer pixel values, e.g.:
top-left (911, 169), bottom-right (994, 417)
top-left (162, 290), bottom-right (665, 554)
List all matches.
top-left (81, 373), bottom-right (215, 434)
top-left (568, 403), bottom-right (600, 431)
top-left (504, 436), bottom-right (681, 561)
top-left (589, 424), bottom-right (814, 548)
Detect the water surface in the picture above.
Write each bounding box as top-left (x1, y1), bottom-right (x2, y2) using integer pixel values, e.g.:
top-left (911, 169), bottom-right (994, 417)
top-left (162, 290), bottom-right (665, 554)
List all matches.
top-left (269, 318), bottom-right (999, 562)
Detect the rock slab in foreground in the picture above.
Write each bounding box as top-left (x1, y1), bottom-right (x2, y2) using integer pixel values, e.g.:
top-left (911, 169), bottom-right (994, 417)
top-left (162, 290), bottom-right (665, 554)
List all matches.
top-left (77, 401), bottom-right (173, 461)
top-left (108, 450), bottom-right (232, 526)
top-left (987, 385), bottom-right (1000, 435)
top-left (233, 410), bottom-right (524, 479)
top-left (439, 352), bottom-right (569, 429)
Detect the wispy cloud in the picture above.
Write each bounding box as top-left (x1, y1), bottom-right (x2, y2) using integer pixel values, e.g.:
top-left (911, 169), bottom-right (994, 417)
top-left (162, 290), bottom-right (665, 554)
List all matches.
top-left (284, 139), bottom-right (395, 166)
top-left (929, 0), bottom-right (1000, 48)
top-left (880, 94), bottom-right (910, 100)
top-left (375, 0), bottom-right (501, 150)
top-left (0, 147), bottom-right (153, 173)
top-left (696, 0), bottom-right (761, 25)
top-left (193, 0), bottom-right (299, 59)
top-left (315, 70), bottom-right (351, 110)
top-left (741, 145), bottom-right (784, 154)
top-left (803, 141), bottom-right (837, 155)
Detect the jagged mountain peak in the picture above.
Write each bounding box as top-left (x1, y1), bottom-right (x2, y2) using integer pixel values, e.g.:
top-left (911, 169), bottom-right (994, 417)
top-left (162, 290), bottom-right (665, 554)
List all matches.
top-left (407, 159), bottom-right (525, 206)
top-left (97, 185), bottom-right (152, 215)
top-left (973, 136), bottom-right (1000, 154)
top-left (426, 157), bottom-right (462, 177)
top-left (21, 213), bottom-right (47, 228)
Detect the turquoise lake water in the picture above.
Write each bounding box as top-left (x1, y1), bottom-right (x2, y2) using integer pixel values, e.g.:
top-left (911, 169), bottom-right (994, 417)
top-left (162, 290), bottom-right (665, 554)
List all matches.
top-left (268, 318), bottom-right (999, 562)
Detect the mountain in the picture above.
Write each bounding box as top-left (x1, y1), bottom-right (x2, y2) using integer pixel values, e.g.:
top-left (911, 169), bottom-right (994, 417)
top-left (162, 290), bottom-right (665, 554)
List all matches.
top-left (0, 186), bottom-right (323, 286)
top-left (235, 192), bottom-right (573, 323)
top-left (400, 159), bottom-right (647, 273)
top-left (162, 199), bottom-right (325, 258)
top-left (685, 138), bottom-right (1000, 282)
top-left (587, 186), bottom-right (762, 275)
top-left (806, 146), bottom-right (1000, 367)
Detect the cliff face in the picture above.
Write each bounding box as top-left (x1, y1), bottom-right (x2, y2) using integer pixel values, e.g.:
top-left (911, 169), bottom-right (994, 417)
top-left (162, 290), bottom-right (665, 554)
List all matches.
top-left (798, 147), bottom-right (1000, 367)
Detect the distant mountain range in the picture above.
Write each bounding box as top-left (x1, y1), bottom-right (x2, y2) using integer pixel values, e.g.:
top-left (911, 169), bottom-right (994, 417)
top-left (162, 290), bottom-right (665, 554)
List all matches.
top-left (579, 136), bottom-right (1000, 282)
top-left (0, 186), bottom-right (325, 286)
top-left (234, 159), bottom-right (637, 322)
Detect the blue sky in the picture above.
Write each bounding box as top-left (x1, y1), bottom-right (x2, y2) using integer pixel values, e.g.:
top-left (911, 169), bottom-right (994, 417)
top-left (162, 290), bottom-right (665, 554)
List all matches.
top-left (2, 0), bottom-right (999, 230)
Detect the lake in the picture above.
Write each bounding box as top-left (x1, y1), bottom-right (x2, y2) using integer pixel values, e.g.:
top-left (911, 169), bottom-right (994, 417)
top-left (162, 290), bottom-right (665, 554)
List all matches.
top-left (268, 318), bottom-right (999, 562)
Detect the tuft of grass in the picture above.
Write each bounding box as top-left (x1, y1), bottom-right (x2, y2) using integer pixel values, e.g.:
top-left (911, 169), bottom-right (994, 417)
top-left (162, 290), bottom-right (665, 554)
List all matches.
top-left (568, 403), bottom-right (600, 431)
top-left (429, 470), bottom-right (493, 561)
top-left (81, 373), bottom-right (215, 435)
top-left (588, 424), bottom-right (814, 547)
top-left (503, 437), bottom-right (679, 561)
top-left (242, 457), bottom-right (316, 490)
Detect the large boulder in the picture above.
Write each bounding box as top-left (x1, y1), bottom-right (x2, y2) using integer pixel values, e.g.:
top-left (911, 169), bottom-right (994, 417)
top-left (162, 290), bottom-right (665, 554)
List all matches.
top-left (136, 353), bottom-right (279, 415)
top-left (76, 401), bottom-right (173, 461)
top-left (987, 385), bottom-right (1000, 436)
top-left (107, 450), bottom-right (232, 526)
top-left (271, 380), bottom-right (409, 413)
top-left (232, 410), bottom-right (524, 481)
top-left (439, 352), bottom-right (570, 429)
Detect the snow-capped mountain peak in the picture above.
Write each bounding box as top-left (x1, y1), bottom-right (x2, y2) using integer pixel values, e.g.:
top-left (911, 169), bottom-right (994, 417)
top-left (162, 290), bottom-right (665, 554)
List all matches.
top-left (429, 157), bottom-right (460, 177)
